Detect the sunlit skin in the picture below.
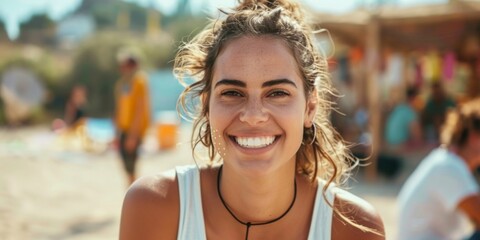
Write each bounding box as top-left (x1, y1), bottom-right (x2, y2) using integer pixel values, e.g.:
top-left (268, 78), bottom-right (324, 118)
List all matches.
top-left (209, 35), bottom-right (316, 178)
top-left (207, 35), bottom-right (318, 222)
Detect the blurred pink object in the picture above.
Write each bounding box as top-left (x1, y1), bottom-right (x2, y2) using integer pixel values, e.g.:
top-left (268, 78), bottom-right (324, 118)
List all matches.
top-left (443, 51), bottom-right (456, 82)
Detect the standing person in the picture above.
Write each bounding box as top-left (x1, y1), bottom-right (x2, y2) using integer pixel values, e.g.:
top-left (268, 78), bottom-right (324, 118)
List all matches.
top-left (114, 49), bottom-right (150, 186)
top-left (397, 98), bottom-right (480, 240)
top-left (119, 0), bottom-right (385, 239)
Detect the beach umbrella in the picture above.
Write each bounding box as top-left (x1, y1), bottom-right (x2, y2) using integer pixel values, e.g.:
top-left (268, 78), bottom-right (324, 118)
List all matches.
top-left (0, 67), bottom-right (45, 124)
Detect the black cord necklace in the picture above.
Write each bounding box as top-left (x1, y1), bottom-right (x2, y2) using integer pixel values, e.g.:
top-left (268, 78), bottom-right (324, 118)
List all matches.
top-left (216, 165), bottom-right (297, 240)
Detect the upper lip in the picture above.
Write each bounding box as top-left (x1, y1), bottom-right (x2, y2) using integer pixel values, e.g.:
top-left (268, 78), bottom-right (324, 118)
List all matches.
top-left (227, 129), bottom-right (280, 137)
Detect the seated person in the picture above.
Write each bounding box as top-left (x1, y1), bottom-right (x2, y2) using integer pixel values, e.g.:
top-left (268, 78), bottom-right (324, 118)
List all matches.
top-left (64, 85), bottom-right (87, 128)
top-left (397, 97), bottom-right (480, 240)
top-left (384, 86), bottom-right (422, 150)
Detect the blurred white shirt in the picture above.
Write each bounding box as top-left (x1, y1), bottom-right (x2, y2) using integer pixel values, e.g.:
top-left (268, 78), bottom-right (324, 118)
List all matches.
top-left (397, 148), bottom-right (478, 240)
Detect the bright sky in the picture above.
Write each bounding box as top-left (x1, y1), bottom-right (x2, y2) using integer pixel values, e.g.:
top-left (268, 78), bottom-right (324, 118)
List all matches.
top-left (0, 0), bottom-right (448, 40)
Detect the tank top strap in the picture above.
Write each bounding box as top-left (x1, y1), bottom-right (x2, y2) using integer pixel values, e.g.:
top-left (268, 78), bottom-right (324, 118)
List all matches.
top-left (176, 165), bottom-right (207, 240)
top-left (307, 179), bottom-right (335, 240)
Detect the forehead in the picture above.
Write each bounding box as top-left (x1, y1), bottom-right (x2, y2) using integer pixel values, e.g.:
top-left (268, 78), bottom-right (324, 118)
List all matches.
top-left (212, 36), bottom-right (302, 84)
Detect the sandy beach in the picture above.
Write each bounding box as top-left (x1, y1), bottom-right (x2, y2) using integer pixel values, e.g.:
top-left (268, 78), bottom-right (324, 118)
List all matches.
top-left (0, 124), bottom-right (405, 239)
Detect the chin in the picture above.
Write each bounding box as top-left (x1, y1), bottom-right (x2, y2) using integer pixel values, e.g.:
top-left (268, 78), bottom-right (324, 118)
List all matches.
top-left (229, 157), bottom-right (291, 177)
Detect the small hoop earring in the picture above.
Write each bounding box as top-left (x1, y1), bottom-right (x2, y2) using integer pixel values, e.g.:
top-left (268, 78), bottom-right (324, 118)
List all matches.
top-left (302, 123), bottom-right (317, 145)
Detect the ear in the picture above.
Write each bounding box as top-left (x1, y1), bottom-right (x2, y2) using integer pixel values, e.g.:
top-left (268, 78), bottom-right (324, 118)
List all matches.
top-left (304, 90), bottom-right (318, 128)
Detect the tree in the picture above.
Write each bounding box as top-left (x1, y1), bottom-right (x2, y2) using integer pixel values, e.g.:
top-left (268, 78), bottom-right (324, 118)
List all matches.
top-left (19, 14), bottom-right (54, 30)
top-left (0, 18), bottom-right (8, 41)
top-left (17, 13), bottom-right (56, 44)
top-left (75, 0), bottom-right (155, 33)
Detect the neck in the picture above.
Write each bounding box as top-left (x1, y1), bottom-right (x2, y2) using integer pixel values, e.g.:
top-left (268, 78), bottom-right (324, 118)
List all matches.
top-left (122, 70), bottom-right (137, 81)
top-left (450, 146), bottom-right (476, 171)
top-left (218, 164), bottom-right (296, 223)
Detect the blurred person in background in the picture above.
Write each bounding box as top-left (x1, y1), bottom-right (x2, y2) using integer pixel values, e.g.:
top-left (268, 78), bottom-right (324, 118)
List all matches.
top-left (114, 48), bottom-right (150, 186)
top-left (51, 85), bottom-right (87, 132)
top-left (384, 86), bottom-right (423, 151)
top-left (64, 85), bottom-right (87, 128)
top-left (375, 86), bottom-right (423, 180)
top-left (397, 98), bottom-right (480, 240)
top-left (119, 0), bottom-right (385, 239)
top-left (421, 81), bottom-right (456, 145)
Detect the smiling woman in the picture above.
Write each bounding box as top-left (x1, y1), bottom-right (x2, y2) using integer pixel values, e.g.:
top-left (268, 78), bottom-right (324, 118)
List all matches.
top-left (208, 36), bottom-right (310, 176)
top-left (119, 0), bottom-right (385, 239)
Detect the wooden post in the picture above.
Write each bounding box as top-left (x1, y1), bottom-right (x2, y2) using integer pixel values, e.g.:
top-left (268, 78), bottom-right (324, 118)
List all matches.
top-left (365, 15), bottom-right (381, 181)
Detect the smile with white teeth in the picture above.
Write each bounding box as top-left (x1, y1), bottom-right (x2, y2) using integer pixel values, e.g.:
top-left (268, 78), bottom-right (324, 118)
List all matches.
top-left (234, 136), bottom-right (276, 148)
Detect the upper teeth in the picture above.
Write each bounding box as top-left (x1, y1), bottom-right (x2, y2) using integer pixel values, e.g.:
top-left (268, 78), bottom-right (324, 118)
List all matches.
top-left (235, 136), bottom-right (275, 148)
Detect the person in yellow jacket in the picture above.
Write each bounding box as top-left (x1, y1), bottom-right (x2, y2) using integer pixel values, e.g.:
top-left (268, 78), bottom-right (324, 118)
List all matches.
top-left (114, 52), bottom-right (150, 186)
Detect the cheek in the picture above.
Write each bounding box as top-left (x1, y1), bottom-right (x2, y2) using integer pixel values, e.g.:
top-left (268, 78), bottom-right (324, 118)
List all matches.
top-left (209, 104), bottom-right (232, 132)
top-left (273, 102), bottom-right (308, 126)
top-left (211, 127), bottom-right (227, 158)
top-left (209, 101), bottom-right (231, 159)
top-left (209, 98), bottom-right (242, 131)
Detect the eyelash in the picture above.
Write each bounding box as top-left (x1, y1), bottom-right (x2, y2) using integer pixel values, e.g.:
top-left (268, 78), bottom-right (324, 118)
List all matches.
top-left (221, 90), bottom-right (243, 97)
top-left (220, 90), bottom-right (290, 98)
top-left (268, 90), bottom-right (290, 97)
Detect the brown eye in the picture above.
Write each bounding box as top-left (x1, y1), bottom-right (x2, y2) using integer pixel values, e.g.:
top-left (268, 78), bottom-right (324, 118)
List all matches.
top-left (268, 90), bottom-right (289, 97)
top-left (221, 90), bottom-right (243, 97)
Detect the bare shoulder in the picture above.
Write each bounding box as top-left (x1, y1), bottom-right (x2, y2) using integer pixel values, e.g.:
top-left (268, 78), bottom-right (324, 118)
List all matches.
top-left (119, 169), bottom-right (179, 240)
top-left (331, 187), bottom-right (385, 240)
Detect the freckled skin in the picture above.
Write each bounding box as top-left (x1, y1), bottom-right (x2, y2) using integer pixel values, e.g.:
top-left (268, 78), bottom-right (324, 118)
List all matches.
top-left (208, 36), bottom-right (316, 177)
top-left (212, 128), bottom-right (227, 159)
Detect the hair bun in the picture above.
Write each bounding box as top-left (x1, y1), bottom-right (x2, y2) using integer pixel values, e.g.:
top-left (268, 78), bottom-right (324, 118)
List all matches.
top-left (235, 0), bottom-right (303, 21)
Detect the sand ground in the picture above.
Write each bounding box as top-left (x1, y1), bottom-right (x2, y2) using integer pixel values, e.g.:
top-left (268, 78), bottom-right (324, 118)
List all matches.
top-left (0, 124), bottom-right (417, 240)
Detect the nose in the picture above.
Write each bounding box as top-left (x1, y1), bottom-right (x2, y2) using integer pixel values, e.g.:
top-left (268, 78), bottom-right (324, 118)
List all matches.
top-left (239, 98), bottom-right (268, 125)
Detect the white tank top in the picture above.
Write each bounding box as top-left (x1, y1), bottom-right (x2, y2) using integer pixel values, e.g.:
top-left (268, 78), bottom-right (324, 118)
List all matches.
top-left (176, 165), bottom-right (335, 240)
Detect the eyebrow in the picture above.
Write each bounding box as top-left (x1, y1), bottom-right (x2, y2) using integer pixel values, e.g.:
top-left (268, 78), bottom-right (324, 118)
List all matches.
top-left (214, 78), bottom-right (297, 89)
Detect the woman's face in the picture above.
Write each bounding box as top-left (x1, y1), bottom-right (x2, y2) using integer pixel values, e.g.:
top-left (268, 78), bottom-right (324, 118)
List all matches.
top-left (208, 36), bottom-right (317, 176)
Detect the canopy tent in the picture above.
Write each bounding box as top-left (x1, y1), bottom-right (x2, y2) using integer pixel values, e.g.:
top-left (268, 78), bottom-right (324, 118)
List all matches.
top-left (310, 0), bottom-right (480, 180)
top-left (312, 0), bottom-right (480, 52)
